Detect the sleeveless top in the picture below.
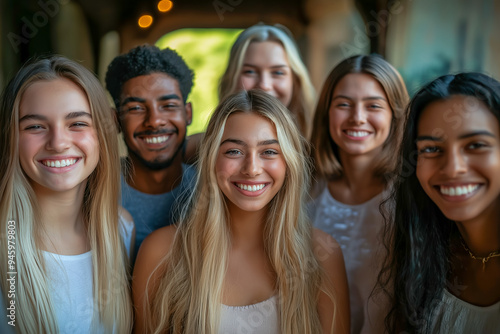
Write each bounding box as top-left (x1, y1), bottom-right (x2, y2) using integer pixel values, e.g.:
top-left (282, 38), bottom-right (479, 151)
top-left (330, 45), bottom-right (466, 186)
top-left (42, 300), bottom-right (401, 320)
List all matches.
top-left (430, 289), bottom-right (500, 333)
top-left (309, 186), bottom-right (389, 334)
top-left (219, 295), bottom-right (279, 334)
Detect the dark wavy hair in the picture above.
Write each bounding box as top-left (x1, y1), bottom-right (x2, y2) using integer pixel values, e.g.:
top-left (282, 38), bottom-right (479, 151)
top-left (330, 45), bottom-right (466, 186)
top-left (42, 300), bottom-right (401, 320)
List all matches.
top-left (105, 45), bottom-right (194, 107)
top-left (379, 72), bottom-right (500, 333)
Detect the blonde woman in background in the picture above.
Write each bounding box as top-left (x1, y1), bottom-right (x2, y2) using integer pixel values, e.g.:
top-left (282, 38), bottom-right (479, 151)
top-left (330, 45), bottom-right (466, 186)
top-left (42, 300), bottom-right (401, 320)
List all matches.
top-left (219, 23), bottom-right (316, 139)
top-left (133, 90), bottom-right (350, 334)
top-left (0, 56), bottom-right (133, 333)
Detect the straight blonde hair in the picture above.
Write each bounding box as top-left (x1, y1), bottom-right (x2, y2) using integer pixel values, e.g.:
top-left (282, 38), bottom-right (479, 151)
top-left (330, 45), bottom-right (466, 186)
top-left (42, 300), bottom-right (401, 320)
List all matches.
top-left (0, 56), bottom-right (132, 333)
top-left (146, 90), bottom-right (335, 333)
top-left (219, 24), bottom-right (316, 139)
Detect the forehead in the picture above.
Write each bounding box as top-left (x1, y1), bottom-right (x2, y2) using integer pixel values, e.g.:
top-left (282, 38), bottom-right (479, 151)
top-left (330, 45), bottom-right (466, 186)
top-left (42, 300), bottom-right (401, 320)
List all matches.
top-left (334, 73), bottom-right (387, 99)
top-left (417, 95), bottom-right (499, 136)
top-left (221, 112), bottom-right (277, 140)
top-left (120, 72), bottom-right (182, 100)
top-left (20, 78), bottom-right (90, 116)
top-left (243, 41), bottom-right (289, 65)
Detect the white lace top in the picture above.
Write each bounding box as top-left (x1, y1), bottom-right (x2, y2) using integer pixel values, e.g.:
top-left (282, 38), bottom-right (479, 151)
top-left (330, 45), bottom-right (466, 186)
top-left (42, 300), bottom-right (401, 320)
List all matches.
top-left (309, 186), bottom-right (389, 334)
top-left (219, 295), bottom-right (279, 334)
top-left (430, 289), bottom-right (500, 333)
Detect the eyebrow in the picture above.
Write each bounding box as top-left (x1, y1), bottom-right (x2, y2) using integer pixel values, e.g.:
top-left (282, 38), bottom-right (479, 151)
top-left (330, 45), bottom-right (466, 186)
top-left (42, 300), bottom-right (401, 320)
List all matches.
top-left (332, 95), bottom-right (387, 102)
top-left (242, 64), bottom-right (289, 69)
top-left (120, 94), bottom-right (181, 106)
top-left (19, 111), bottom-right (92, 122)
top-left (220, 138), bottom-right (279, 147)
top-left (416, 131), bottom-right (496, 142)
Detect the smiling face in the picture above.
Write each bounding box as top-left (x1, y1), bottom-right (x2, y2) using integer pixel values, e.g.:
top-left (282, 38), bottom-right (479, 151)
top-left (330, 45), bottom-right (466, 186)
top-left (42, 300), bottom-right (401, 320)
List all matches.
top-left (119, 72), bottom-right (192, 170)
top-left (18, 78), bottom-right (99, 194)
top-left (416, 95), bottom-right (500, 225)
top-left (237, 41), bottom-right (294, 107)
top-left (329, 73), bottom-right (393, 159)
top-left (215, 112), bottom-right (286, 215)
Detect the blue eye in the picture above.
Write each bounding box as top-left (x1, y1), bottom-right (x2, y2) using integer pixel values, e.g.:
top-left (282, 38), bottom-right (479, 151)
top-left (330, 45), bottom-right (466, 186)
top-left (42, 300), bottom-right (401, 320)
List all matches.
top-left (225, 149), bottom-right (242, 156)
top-left (263, 149), bottom-right (278, 155)
top-left (25, 124), bottom-right (43, 130)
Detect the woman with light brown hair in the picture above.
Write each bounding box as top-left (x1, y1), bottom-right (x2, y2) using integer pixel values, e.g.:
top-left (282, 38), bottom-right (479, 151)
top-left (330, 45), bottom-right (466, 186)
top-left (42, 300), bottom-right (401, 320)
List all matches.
top-left (309, 54), bottom-right (409, 333)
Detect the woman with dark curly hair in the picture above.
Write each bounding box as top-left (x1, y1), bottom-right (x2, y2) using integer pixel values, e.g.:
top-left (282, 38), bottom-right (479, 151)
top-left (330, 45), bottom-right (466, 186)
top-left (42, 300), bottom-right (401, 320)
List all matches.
top-left (380, 72), bottom-right (500, 333)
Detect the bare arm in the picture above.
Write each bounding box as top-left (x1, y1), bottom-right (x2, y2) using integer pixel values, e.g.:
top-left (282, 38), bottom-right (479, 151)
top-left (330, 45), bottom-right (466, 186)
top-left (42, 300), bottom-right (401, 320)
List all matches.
top-left (132, 225), bottom-right (176, 333)
top-left (313, 228), bottom-right (350, 334)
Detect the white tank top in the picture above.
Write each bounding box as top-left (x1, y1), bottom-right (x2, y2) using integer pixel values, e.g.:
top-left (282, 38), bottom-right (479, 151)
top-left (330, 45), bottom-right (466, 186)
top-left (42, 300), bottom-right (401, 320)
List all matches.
top-left (219, 295), bottom-right (279, 334)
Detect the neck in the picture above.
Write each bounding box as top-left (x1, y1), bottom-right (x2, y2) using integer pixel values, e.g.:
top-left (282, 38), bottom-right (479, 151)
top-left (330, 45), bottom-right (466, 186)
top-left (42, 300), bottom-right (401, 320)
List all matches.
top-left (228, 204), bottom-right (266, 250)
top-left (126, 154), bottom-right (184, 194)
top-left (32, 182), bottom-right (88, 254)
top-left (328, 149), bottom-right (386, 205)
top-left (456, 204), bottom-right (500, 256)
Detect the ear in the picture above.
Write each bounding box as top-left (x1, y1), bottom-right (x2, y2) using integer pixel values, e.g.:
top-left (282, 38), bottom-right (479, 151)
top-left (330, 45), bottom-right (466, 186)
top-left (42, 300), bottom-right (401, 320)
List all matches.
top-left (185, 102), bottom-right (193, 126)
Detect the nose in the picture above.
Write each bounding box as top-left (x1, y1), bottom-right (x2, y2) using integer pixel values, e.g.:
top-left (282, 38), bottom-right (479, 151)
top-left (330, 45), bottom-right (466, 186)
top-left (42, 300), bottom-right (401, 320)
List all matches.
top-left (144, 104), bottom-right (167, 128)
top-left (350, 104), bottom-right (367, 124)
top-left (441, 148), bottom-right (467, 177)
top-left (242, 153), bottom-right (262, 177)
top-left (46, 127), bottom-right (71, 153)
top-left (257, 73), bottom-right (273, 92)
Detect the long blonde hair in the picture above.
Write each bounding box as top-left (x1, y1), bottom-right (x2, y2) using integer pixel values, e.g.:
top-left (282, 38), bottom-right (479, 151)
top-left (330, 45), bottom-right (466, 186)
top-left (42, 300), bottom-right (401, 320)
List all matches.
top-left (147, 90), bottom-right (333, 333)
top-left (219, 24), bottom-right (316, 139)
top-left (0, 56), bottom-right (132, 333)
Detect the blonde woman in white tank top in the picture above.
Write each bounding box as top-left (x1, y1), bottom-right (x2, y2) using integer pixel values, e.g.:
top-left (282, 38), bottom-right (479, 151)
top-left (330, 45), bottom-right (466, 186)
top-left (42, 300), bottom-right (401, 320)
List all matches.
top-left (133, 90), bottom-right (350, 334)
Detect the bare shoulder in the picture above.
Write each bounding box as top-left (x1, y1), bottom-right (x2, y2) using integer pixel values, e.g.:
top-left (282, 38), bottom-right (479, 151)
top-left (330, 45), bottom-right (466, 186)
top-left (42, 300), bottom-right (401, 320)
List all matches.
top-left (138, 225), bottom-right (177, 262)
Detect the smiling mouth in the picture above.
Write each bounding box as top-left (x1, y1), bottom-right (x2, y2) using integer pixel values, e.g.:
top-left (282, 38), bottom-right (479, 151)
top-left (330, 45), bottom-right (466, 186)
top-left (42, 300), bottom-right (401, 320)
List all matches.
top-left (438, 184), bottom-right (480, 196)
top-left (344, 130), bottom-right (371, 137)
top-left (235, 183), bottom-right (266, 192)
top-left (41, 158), bottom-right (78, 168)
top-left (142, 135), bottom-right (170, 144)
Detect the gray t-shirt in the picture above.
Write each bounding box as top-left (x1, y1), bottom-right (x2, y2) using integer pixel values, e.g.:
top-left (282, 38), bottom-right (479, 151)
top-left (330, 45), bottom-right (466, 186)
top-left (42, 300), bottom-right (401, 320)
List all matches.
top-left (121, 164), bottom-right (195, 260)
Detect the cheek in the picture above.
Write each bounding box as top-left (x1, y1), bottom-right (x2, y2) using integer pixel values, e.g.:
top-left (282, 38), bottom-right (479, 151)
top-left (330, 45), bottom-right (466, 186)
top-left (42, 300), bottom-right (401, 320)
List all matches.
top-left (238, 76), bottom-right (256, 90)
top-left (373, 113), bottom-right (393, 137)
top-left (267, 160), bottom-right (287, 184)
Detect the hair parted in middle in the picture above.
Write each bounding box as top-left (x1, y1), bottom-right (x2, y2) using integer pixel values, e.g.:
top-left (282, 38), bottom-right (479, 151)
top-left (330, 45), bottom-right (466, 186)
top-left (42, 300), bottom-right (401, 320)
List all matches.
top-left (0, 55), bottom-right (132, 334)
top-left (219, 23), bottom-right (316, 139)
top-left (311, 54), bottom-right (409, 182)
top-left (145, 89), bottom-right (336, 333)
top-left (105, 44), bottom-right (194, 107)
top-left (379, 72), bottom-right (500, 333)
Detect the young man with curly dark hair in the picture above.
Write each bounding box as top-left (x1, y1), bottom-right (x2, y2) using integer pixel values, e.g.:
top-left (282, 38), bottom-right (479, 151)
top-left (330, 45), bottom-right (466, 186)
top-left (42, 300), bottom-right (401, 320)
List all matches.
top-left (105, 45), bottom-right (195, 260)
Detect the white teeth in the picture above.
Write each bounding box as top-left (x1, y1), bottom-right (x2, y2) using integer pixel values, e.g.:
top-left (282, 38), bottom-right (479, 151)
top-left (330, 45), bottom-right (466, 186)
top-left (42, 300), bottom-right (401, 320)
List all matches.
top-left (236, 183), bottom-right (265, 192)
top-left (440, 184), bottom-right (479, 196)
top-left (145, 136), bottom-right (169, 144)
top-left (43, 159), bottom-right (77, 168)
top-left (346, 130), bottom-right (369, 137)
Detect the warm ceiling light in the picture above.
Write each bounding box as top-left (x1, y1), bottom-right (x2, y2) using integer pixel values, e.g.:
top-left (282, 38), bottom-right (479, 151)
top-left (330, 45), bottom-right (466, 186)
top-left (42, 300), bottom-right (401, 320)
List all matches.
top-left (138, 15), bottom-right (153, 28)
top-left (158, 0), bottom-right (173, 12)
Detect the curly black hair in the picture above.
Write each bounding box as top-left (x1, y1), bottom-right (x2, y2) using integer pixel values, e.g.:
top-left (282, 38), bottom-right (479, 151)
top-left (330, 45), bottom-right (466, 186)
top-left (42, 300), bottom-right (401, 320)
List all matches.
top-left (105, 45), bottom-right (194, 107)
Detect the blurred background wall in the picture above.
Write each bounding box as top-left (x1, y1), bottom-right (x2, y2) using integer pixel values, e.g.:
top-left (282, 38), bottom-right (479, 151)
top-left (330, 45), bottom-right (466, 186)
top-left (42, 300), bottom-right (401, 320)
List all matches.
top-left (1, 0), bottom-right (499, 135)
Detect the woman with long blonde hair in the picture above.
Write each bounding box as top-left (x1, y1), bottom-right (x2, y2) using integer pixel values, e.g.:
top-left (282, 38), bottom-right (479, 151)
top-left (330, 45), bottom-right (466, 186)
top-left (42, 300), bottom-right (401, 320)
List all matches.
top-left (219, 24), bottom-right (316, 139)
top-left (133, 89), bottom-right (350, 333)
top-left (0, 56), bottom-right (133, 333)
